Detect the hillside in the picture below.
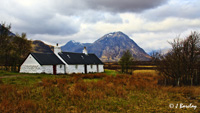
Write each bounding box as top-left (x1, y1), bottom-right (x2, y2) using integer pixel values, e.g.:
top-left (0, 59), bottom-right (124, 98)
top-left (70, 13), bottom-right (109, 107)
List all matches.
top-left (31, 40), bottom-right (54, 53)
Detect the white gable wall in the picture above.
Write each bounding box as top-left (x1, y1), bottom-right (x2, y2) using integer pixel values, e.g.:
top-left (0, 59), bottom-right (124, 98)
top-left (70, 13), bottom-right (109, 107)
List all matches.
top-left (20, 54), bottom-right (43, 73)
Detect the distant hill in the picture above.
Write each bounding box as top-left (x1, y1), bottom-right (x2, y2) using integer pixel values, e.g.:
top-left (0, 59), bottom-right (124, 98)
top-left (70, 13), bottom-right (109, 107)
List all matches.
top-left (31, 40), bottom-right (54, 53)
top-left (61, 40), bottom-right (91, 53)
top-left (62, 31), bottom-right (151, 62)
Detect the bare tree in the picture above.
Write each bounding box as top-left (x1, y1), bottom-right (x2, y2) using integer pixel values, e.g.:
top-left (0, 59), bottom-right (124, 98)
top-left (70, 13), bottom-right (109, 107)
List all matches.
top-left (153, 32), bottom-right (200, 86)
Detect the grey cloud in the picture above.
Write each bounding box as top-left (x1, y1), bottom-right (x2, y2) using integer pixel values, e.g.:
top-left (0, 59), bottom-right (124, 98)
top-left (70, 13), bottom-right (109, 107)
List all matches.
top-left (85, 0), bottom-right (168, 13)
top-left (0, 0), bottom-right (81, 36)
top-left (142, 0), bottom-right (200, 21)
top-left (12, 14), bottom-right (80, 36)
top-left (52, 0), bottom-right (169, 15)
top-left (0, 0), bottom-right (168, 36)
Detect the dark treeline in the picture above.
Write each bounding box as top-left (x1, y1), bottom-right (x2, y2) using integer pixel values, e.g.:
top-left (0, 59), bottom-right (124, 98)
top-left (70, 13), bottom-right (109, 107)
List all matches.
top-left (0, 24), bottom-right (32, 72)
top-left (152, 32), bottom-right (200, 86)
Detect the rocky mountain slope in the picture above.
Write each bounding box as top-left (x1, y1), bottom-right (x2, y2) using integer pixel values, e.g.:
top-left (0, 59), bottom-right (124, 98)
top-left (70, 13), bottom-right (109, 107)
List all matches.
top-left (62, 31), bottom-right (151, 61)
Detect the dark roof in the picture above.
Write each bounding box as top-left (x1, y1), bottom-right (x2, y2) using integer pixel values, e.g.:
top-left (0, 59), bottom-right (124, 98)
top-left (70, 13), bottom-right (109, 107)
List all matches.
top-left (58, 52), bottom-right (104, 65)
top-left (31, 53), bottom-right (64, 65)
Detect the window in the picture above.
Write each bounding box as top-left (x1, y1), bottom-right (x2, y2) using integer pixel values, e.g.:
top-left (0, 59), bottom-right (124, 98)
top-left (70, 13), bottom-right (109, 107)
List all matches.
top-left (67, 55), bottom-right (70, 58)
top-left (90, 65), bottom-right (93, 69)
top-left (60, 65), bottom-right (62, 68)
top-left (75, 65), bottom-right (78, 69)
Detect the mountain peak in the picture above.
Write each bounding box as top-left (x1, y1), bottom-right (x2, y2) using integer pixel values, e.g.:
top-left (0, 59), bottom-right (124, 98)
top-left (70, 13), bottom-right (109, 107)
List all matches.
top-left (61, 32), bottom-right (151, 61)
top-left (68, 40), bottom-right (80, 44)
top-left (91, 32), bottom-right (151, 61)
top-left (105, 31), bottom-right (125, 36)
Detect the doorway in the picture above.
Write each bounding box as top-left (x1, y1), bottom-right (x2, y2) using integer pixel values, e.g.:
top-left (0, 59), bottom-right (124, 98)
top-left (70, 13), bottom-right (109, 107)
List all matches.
top-left (84, 64), bottom-right (87, 74)
top-left (97, 64), bottom-right (99, 73)
top-left (53, 65), bottom-right (56, 75)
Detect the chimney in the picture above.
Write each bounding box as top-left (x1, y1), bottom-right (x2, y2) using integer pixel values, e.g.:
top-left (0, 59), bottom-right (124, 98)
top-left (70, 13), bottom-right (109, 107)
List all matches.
top-left (83, 47), bottom-right (88, 55)
top-left (54, 43), bottom-right (61, 54)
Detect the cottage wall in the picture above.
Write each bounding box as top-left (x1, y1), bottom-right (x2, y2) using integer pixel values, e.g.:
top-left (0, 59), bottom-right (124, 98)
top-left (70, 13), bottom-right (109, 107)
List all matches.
top-left (20, 54), bottom-right (43, 73)
top-left (20, 65), bottom-right (42, 73)
top-left (98, 64), bottom-right (104, 72)
top-left (66, 64), bottom-right (85, 74)
top-left (87, 64), bottom-right (104, 73)
top-left (56, 64), bottom-right (65, 74)
top-left (41, 65), bottom-right (53, 74)
top-left (87, 65), bottom-right (97, 73)
top-left (40, 65), bottom-right (65, 74)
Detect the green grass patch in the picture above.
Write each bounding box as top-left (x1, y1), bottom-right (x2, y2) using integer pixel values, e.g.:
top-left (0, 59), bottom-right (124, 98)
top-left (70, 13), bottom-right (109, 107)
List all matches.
top-left (104, 69), bottom-right (118, 76)
top-left (1, 74), bottom-right (70, 86)
top-left (0, 70), bottom-right (21, 76)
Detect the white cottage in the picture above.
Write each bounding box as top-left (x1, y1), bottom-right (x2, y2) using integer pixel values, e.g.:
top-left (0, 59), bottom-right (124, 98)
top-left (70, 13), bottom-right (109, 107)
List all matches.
top-left (19, 53), bottom-right (65, 74)
top-left (20, 45), bottom-right (104, 74)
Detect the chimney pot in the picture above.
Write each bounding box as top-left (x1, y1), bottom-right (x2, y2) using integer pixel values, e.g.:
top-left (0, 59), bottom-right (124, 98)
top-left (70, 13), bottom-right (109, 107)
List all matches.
top-left (54, 43), bottom-right (61, 54)
top-left (83, 47), bottom-right (88, 55)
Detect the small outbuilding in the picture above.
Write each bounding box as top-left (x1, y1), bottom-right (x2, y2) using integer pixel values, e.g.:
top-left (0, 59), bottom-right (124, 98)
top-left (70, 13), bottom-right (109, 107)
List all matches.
top-left (20, 45), bottom-right (104, 74)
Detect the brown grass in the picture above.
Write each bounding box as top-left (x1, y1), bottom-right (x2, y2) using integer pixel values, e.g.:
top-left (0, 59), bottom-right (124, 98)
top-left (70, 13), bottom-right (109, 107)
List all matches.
top-left (0, 72), bottom-right (200, 112)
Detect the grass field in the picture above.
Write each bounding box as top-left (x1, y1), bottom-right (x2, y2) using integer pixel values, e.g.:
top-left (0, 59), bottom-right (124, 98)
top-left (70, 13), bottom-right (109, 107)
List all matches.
top-left (0, 70), bottom-right (200, 112)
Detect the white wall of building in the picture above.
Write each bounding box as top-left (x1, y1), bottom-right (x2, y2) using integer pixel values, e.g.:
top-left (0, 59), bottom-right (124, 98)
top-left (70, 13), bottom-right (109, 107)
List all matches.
top-left (41, 65), bottom-right (53, 74)
top-left (41, 65), bottom-right (65, 74)
top-left (65, 64), bottom-right (104, 74)
top-left (98, 64), bottom-right (104, 73)
top-left (87, 64), bottom-right (104, 73)
top-left (87, 64), bottom-right (97, 73)
top-left (66, 64), bottom-right (85, 74)
top-left (56, 64), bottom-right (65, 74)
top-left (20, 65), bottom-right (42, 73)
top-left (20, 54), bottom-right (43, 73)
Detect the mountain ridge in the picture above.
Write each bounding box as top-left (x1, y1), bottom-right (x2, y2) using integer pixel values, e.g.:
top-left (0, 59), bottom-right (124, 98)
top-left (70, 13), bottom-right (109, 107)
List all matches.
top-left (61, 31), bottom-right (151, 61)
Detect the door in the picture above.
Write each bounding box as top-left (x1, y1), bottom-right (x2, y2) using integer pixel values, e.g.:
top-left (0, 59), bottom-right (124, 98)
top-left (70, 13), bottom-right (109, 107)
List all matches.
top-left (84, 64), bottom-right (87, 74)
top-left (97, 64), bottom-right (99, 73)
top-left (53, 65), bottom-right (56, 75)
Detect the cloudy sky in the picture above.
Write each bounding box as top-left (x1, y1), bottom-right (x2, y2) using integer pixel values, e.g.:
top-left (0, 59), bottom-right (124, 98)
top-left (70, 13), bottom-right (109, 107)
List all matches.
top-left (1, 0), bottom-right (200, 53)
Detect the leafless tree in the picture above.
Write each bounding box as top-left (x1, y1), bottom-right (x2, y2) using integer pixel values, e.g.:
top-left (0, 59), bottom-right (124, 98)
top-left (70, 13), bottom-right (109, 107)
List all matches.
top-left (153, 32), bottom-right (200, 86)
